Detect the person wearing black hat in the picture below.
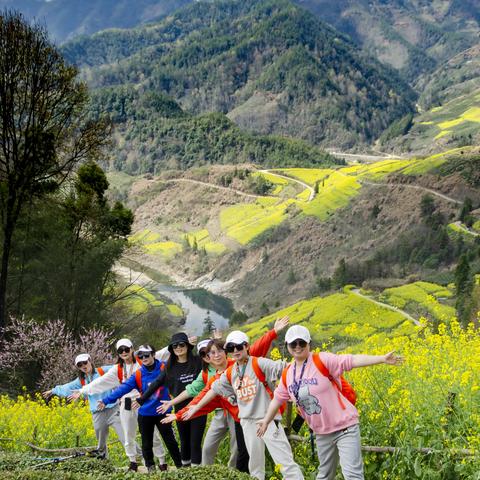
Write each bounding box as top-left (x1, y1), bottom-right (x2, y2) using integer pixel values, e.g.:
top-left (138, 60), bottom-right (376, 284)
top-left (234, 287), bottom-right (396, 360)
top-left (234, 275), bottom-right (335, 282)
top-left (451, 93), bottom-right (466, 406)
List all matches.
top-left (136, 332), bottom-right (207, 467)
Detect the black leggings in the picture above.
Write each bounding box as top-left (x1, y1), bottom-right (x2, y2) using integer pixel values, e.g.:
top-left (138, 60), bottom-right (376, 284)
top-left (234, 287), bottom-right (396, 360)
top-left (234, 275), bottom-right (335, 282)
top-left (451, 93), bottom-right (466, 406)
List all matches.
top-left (138, 414), bottom-right (182, 468)
top-left (234, 419), bottom-right (249, 473)
top-left (175, 414), bottom-right (207, 465)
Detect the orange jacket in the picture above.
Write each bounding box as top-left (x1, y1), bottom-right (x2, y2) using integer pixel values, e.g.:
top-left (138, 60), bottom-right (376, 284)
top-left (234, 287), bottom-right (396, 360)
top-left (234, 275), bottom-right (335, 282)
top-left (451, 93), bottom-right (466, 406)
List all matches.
top-left (175, 328), bottom-right (278, 422)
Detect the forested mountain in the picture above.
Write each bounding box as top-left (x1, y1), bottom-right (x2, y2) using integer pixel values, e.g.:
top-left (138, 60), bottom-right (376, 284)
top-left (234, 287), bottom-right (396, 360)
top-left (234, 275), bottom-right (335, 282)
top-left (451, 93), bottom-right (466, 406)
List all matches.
top-left (297, 0), bottom-right (479, 82)
top-left (0, 0), bottom-right (189, 42)
top-left (64, 0), bottom-right (416, 149)
top-left (4, 0), bottom-right (478, 83)
top-left (91, 88), bottom-right (339, 173)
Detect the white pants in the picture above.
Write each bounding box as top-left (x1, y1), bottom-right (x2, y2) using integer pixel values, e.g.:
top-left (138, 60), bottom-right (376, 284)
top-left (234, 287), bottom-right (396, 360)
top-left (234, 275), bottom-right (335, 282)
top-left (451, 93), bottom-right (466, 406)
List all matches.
top-left (315, 424), bottom-right (364, 480)
top-left (119, 400), bottom-right (166, 463)
top-left (202, 409), bottom-right (237, 468)
top-left (240, 419), bottom-right (304, 480)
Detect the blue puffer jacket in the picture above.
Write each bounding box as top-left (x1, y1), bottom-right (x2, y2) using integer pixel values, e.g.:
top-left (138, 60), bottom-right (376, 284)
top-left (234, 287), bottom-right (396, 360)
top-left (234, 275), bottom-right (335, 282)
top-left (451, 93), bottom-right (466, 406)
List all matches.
top-left (102, 359), bottom-right (171, 416)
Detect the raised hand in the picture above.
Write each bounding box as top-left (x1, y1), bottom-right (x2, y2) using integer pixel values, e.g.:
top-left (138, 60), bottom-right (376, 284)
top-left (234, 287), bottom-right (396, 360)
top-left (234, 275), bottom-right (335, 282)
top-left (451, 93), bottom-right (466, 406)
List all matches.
top-left (384, 351), bottom-right (403, 366)
top-left (274, 315), bottom-right (289, 333)
top-left (213, 329), bottom-right (223, 340)
top-left (188, 335), bottom-right (198, 346)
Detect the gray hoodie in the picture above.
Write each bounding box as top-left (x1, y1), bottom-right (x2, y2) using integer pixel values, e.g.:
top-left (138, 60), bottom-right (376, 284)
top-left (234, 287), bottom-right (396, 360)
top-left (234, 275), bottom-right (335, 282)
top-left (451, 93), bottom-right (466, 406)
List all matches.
top-left (211, 356), bottom-right (286, 420)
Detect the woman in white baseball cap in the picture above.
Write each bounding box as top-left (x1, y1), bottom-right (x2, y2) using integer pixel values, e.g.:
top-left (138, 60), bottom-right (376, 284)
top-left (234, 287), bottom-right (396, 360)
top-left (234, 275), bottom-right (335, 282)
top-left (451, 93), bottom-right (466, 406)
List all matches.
top-left (69, 338), bottom-right (167, 472)
top-left (42, 353), bottom-right (125, 460)
top-left (257, 324), bottom-right (402, 480)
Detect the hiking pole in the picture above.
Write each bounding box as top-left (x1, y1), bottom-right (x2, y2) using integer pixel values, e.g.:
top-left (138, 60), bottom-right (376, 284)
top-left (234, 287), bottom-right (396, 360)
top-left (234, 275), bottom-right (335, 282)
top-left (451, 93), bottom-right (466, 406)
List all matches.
top-left (31, 451), bottom-right (86, 469)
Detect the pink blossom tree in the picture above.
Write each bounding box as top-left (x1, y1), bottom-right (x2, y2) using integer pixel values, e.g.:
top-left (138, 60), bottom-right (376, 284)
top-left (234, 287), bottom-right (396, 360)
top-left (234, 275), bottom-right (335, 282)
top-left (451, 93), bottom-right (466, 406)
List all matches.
top-left (0, 317), bottom-right (114, 390)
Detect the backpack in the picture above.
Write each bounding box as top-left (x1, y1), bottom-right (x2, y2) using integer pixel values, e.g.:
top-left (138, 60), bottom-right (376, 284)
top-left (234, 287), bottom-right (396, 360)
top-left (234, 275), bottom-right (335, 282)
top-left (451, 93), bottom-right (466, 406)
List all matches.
top-left (134, 362), bottom-right (165, 393)
top-left (226, 356), bottom-right (286, 414)
top-left (80, 367), bottom-right (105, 387)
top-left (281, 353), bottom-right (356, 410)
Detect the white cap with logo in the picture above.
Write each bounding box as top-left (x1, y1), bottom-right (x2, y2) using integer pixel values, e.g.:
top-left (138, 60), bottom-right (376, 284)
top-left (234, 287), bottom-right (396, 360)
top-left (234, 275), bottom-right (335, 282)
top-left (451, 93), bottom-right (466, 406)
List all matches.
top-left (285, 325), bottom-right (311, 344)
top-left (225, 330), bottom-right (249, 346)
top-left (116, 338), bottom-right (133, 350)
top-left (74, 353), bottom-right (90, 365)
top-left (136, 345), bottom-right (154, 354)
top-left (197, 339), bottom-right (211, 352)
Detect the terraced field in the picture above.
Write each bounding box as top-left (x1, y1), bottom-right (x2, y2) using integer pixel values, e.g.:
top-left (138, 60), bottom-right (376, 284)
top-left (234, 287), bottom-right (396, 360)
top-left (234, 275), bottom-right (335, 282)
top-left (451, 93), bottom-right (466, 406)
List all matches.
top-left (119, 284), bottom-right (183, 316)
top-left (407, 88), bottom-right (480, 149)
top-left (243, 286), bottom-right (417, 347)
top-left (128, 148), bottom-right (464, 259)
top-left (378, 281), bottom-right (455, 322)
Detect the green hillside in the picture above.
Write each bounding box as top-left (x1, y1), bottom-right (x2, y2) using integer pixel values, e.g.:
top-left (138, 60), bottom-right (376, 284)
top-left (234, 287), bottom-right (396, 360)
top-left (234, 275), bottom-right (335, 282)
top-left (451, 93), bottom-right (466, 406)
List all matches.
top-left (92, 88), bottom-right (339, 173)
top-left (298, 0), bottom-right (479, 82)
top-left (64, 0), bottom-right (416, 149)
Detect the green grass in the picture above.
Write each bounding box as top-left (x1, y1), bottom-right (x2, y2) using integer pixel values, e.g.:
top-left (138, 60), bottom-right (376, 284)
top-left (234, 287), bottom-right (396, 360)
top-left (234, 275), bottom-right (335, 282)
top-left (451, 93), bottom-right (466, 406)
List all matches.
top-left (119, 284), bottom-right (183, 316)
top-left (473, 220), bottom-right (480, 233)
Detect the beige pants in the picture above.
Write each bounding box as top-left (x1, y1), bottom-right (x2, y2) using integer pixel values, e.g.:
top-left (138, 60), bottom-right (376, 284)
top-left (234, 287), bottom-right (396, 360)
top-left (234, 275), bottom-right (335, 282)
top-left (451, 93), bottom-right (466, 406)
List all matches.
top-left (240, 418), bottom-right (304, 480)
top-left (202, 409), bottom-right (237, 467)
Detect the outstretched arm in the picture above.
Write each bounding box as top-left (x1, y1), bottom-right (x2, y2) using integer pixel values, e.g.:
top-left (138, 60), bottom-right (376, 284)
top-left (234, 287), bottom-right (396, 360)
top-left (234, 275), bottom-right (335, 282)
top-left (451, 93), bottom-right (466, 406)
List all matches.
top-left (352, 351), bottom-right (403, 368)
top-left (181, 389), bottom-right (218, 421)
top-left (137, 370), bottom-right (167, 405)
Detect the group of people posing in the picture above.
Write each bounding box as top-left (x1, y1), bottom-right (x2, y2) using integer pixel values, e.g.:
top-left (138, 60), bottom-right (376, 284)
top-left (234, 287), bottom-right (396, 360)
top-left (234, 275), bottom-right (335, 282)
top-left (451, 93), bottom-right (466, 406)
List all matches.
top-left (43, 317), bottom-right (402, 479)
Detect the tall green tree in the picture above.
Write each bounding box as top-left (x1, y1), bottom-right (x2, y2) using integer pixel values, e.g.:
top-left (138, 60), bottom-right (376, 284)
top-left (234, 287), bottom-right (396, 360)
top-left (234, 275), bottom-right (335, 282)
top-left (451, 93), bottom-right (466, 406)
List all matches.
top-left (0, 11), bottom-right (110, 331)
top-left (10, 162), bottom-right (133, 332)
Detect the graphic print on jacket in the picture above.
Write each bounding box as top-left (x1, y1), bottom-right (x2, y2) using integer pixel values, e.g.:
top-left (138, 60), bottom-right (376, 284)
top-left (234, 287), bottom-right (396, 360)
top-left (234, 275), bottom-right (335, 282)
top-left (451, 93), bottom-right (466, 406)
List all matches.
top-left (234, 374), bottom-right (257, 403)
top-left (297, 384), bottom-right (322, 415)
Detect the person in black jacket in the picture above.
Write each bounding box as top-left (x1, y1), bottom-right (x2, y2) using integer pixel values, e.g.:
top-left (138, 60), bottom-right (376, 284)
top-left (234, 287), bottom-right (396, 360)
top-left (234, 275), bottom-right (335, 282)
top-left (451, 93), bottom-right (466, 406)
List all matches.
top-left (136, 332), bottom-right (207, 467)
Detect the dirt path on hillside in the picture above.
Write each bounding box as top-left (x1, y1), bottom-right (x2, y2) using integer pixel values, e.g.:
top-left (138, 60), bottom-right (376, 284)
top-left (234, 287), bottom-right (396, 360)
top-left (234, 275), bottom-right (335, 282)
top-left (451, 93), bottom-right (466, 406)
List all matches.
top-left (351, 288), bottom-right (420, 326)
top-left (260, 169), bottom-right (315, 200)
top-left (328, 151), bottom-right (405, 163)
top-left (359, 179), bottom-right (463, 204)
top-left (160, 178), bottom-right (276, 200)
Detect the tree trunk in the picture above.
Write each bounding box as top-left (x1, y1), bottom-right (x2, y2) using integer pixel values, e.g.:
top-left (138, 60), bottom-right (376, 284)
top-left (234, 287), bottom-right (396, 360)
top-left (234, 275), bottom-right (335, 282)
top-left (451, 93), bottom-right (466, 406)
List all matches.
top-left (0, 219), bottom-right (14, 333)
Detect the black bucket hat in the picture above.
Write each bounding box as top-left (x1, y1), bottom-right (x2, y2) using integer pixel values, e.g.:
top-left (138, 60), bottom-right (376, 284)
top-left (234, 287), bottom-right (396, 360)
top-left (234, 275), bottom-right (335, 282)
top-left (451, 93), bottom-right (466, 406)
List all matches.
top-left (168, 332), bottom-right (194, 354)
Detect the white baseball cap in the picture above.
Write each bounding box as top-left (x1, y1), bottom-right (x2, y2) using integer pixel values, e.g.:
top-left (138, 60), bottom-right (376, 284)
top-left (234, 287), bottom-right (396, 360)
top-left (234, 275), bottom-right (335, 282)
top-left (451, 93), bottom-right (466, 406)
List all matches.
top-left (116, 338), bottom-right (133, 350)
top-left (136, 345), bottom-right (154, 354)
top-left (74, 353), bottom-right (90, 365)
top-left (225, 331), bottom-right (249, 346)
top-left (285, 325), bottom-right (311, 344)
top-left (197, 339), bottom-right (211, 352)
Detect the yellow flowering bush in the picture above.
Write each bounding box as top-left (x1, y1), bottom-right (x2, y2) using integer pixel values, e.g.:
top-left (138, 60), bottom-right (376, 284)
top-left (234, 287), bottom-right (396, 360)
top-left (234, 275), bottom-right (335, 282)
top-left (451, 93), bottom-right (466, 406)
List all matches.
top-left (346, 319), bottom-right (480, 478)
top-left (0, 393), bottom-right (123, 460)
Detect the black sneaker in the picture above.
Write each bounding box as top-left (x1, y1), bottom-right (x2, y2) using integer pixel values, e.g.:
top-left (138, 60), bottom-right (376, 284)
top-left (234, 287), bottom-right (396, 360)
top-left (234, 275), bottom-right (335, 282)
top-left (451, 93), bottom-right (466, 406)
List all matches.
top-left (159, 464), bottom-right (168, 471)
top-left (128, 461), bottom-right (138, 472)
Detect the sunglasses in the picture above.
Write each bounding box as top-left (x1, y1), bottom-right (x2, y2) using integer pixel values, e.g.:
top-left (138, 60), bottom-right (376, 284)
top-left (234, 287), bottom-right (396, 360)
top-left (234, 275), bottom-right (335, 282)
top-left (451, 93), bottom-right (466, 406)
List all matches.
top-left (76, 361), bottom-right (88, 367)
top-left (199, 349), bottom-right (208, 358)
top-left (137, 352), bottom-right (152, 360)
top-left (117, 346), bottom-right (131, 354)
top-left (172, 342), bottom-right (187, 350)
top-left (288, 339), bottom-right (308, 349)
top-left (225, 342), bottom-right (246, 353)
